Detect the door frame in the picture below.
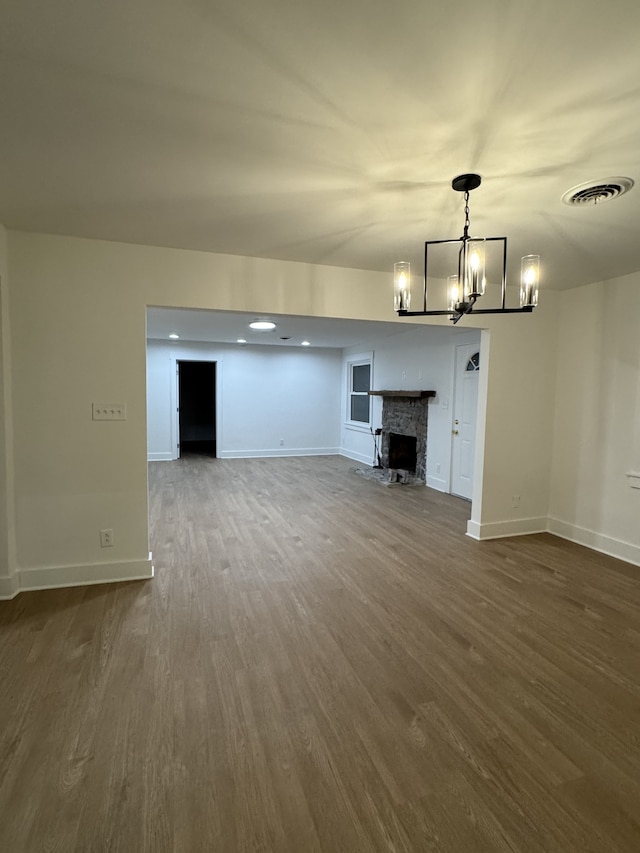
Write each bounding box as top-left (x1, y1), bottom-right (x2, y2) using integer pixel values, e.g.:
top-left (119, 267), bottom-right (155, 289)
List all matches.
top-left (171, 356), bottom-right (222, 460)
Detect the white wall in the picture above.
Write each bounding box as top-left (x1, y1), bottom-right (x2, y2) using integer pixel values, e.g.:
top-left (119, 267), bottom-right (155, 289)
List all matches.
top-left (147, 339), bottom-right (341, 460)
top-left (468, 297), bottom-right (560, 540)
top-left (6, 227), bottom-right (637, 598)
top-left (549, 273), bottom-right (640, 565)
top-left (340, 327), bottom-right (481, 490)
top-left (4, 230), bottom-right (395, 596)
top-left (147, 341), bottom-right (174, 459)
top-left (0, 226), bottom-right (17, 597)
top-left (340, 296), bottom-right (561, 543)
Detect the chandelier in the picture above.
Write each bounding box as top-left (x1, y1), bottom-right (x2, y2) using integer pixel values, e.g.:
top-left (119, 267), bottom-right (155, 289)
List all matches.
top-left (394, 174), bottom-right (540, 324)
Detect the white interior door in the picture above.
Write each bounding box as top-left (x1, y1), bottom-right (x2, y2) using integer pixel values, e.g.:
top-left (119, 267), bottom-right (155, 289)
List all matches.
top-left (450, 344), bottom-right (480, 500)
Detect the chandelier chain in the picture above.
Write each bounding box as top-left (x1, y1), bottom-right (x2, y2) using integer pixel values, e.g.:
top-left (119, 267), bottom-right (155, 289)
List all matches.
top-left (463, 190), bottom-right (471, 239)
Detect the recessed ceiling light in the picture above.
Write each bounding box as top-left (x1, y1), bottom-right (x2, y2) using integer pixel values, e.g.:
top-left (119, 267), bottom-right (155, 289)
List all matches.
top-left (249, 320), bottom-right (276, 331)
top-left (301, 340), bottom-right (311, 346)
top-left (169, 333), bottom-right (180, 339)
top-left (237, 338), bottom-right (247, 344)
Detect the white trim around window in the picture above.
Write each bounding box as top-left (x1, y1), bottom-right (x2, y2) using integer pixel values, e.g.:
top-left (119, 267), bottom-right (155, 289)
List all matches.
top-left (346, 355), bottom-right (372, 429)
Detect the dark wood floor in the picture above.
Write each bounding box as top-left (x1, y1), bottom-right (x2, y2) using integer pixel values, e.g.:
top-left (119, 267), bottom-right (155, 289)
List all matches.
top-left (1, 455), bottom-right (639, 852)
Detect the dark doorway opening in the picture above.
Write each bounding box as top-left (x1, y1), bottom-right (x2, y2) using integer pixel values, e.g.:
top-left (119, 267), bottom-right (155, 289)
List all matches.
top-left (388, 432), bottom-right (417, 472)
top-left (178, 361), bottom-right (216, 456)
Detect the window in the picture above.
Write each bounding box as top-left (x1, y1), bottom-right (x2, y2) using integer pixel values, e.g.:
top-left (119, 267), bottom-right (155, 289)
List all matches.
top-left (348, 360), bottom-right (371, 425)
top-left (465, 352), bottom-right (480, 372)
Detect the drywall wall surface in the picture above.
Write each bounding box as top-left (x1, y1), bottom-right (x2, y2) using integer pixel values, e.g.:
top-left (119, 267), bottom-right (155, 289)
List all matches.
top-left (6, 230), bottom-right (391, 579)
top-left (219, 345), bottom-right (341, 456)
top-left (468, 294), bottom-right (559, 537)
top-left (0, 228), bottom-right (8, 575)
top-left (147, 339), bottom-right (341, 459)
top-left (5, 228), bottom-right (560, 584)
top-left (0, 225), bottom-right (17, 596)
top-left (147, 343), bottom-right (175, 460)
top-left (13, 231), bottom-right (393, 322)
top-left (549, 273), bottom-right (640, 563)
top-left (8, 234), bottom-right (151, 577)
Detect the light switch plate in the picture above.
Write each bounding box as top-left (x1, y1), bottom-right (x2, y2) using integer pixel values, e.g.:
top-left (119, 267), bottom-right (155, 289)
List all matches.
top-left (93, 403), bottom-right (126, 421)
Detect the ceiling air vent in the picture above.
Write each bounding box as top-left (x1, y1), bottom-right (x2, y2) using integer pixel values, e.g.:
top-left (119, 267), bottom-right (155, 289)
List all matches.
top-left (562, 177), bottom-right (634, 206)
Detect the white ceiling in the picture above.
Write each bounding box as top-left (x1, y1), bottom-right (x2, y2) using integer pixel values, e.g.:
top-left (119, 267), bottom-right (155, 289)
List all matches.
top-left (2, 0), bottom-right (640, 293)
top-left (146, 306), bottom-right (437, 349)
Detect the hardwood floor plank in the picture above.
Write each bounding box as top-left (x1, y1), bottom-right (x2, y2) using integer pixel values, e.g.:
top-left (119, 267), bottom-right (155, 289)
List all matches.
top-left (1, 454), bottom-right (639, 851)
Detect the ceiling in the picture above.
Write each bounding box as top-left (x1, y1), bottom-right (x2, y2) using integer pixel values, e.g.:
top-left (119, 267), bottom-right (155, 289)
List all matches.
top-left (2, 0), bottom-right (640, 293)
top-left (147, 307), bottom-right (436, 349)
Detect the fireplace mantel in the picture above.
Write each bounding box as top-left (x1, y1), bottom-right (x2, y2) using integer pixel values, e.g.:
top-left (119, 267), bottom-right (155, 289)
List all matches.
top-left (369, 390), bottom-right (435, 399)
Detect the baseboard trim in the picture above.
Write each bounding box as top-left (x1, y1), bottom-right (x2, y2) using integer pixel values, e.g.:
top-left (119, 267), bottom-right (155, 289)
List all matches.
top-left (6, 552), bottom-right (154, 597)
top-left (466, 517), bottom-right (548, 540)
top-left (426, 475), bottom-right (447, 492)
top-left (339, 448), bottom-right (373, 466)
top-left (548, 517), bottom-right (640, 567)
top-left (0, 573), bottom-right (20, 600)
top-left (219, 447), bottom-right (340, 459)
top-left (148, 451), bottom-right (175, 461)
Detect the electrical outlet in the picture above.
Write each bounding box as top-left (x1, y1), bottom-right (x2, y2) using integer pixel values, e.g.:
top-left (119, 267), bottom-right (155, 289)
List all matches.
top-left (401, 370), bottom-right (407, 380)
top-left (100, 528), bottom-right (114, 547)
top-left (418, 369), bottom-right (423, 381)
top-left (279, 438), bottom-right (284, 446)
top-left (436, 463), bottom-right (441, 474)
top-left (511, 495), bottom-right (521, 509)
top-left (93, 403), bottom-right (126, 421)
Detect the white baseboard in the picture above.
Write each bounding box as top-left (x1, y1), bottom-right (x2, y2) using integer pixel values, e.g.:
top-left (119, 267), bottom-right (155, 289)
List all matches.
top-left (548, 517), bottom-right (640, 567)
top-left (0, 573), bottom-right (19, 600)
top-left (339, 448), bottom-right (373, 466)
top-left (151, 448), bottom-right (346, 462)
top-left (219, 447), bottom-right (340, 459)
top-left (467, 515), bottom-right (640, 568)
top-left (1, 553), bottom-right (154, 598)
top-left (426, 475), bottom-right (448, 492)
top-left (466, 517), bottom-right (548, 540)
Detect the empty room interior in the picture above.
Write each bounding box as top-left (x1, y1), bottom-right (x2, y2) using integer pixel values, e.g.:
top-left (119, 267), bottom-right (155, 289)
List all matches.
top-left (1, 1), bottom-right (640, 851)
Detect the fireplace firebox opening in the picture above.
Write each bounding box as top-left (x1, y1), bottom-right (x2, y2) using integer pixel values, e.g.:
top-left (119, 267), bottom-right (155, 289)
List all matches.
top-left (388, 432), bottom-right (417, 472)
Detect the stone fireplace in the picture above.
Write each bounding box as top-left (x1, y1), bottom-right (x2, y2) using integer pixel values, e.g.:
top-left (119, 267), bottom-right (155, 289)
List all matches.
top-left (370, 390), bottom-right (435, 483)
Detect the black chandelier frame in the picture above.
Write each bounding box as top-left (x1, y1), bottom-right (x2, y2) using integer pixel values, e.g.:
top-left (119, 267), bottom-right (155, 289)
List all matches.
top-left (396, 174), bottom-right (537, 324)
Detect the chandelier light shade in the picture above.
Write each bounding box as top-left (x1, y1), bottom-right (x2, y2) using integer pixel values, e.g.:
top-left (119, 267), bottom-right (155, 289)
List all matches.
top-left (393, 261), bottom-right (411, 311)
top-left (395, 174), bottom-right (540, 324)
top-left (520, 254), bottom-right (540, 307)
top-left (447, 275), bottom-right (460, 311)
